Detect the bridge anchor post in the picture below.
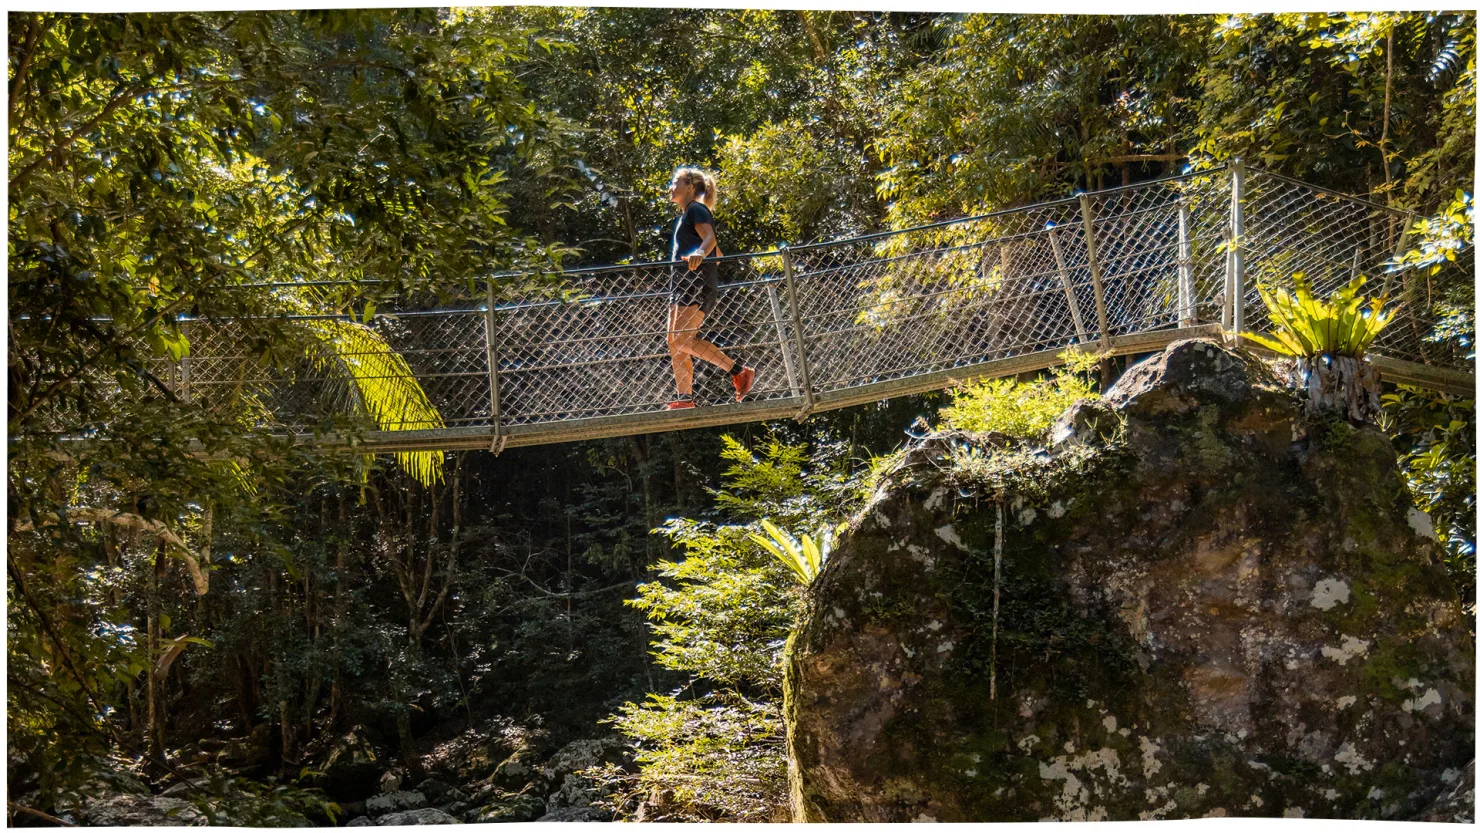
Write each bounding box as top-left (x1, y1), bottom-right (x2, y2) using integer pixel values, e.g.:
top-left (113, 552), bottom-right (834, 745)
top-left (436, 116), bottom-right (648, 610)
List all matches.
top-left (780, 245), bottom-right (816, 421)
top-left (1047, 225), bottom-right (1090, 344)
top-left (1077, 193), bottom-right (1113, 353)
top-left (1177, 198), bottom-right (1195, 327)
top-left (1227, 159), bottom-right (1246, 346)
top-left (766, 283), bottom-right (801, 398)
top-left (483, 278), bottom-right (506, 455)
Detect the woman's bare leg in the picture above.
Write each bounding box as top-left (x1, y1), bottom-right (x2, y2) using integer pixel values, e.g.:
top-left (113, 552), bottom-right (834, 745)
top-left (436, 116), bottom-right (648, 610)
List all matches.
top-left (667, 305), bottom-right (696, 395)
top-left (668, 305), bottom-right (736, 383)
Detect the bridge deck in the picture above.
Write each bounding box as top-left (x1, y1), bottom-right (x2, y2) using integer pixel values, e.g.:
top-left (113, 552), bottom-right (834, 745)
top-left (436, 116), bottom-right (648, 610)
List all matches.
top-left (306, 327), bottom-right (1472, 454)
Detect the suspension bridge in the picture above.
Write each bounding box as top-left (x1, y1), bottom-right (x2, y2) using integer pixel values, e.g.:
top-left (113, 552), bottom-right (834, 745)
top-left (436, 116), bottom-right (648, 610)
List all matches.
top-left (136, 164), bottom-right (1474, 453)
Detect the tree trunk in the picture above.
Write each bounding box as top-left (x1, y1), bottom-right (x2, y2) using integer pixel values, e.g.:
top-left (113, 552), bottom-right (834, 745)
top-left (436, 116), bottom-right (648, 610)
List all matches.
top-left (146, 542), bottom-right (165, 760)
top-left (396, 707), bottom-right (424, 781)
top-left (279, 697), bottom-right (296, 767)
top-left (328, 493), bottom-right (348, 731)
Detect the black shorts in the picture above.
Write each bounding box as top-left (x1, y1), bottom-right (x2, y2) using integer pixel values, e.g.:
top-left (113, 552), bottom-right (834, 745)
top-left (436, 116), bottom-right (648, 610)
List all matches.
top-left (669, 263), bottom-right (719, 314)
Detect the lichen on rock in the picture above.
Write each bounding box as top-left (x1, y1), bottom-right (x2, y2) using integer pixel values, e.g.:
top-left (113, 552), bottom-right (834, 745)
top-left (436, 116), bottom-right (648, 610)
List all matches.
top-left (785, 339), bottom-right (1473, 822)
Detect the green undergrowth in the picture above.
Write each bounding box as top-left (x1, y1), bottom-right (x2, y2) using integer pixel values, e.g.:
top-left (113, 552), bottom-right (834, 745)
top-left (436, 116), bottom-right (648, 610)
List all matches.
top-left (938, 349), bottom-right (1103, 442)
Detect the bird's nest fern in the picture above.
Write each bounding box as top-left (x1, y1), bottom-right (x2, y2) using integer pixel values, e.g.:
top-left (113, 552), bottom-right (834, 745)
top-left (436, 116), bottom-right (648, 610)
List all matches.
top-left (1244, 275), bottom-right (1399, 359)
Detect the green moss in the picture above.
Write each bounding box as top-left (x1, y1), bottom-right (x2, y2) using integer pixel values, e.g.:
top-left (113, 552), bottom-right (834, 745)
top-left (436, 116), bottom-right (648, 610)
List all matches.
top-left (945, 433), bottom-right (1131, 506)
top-left (1190, 404), bottom-right (1237, 471)
top-left (1359, 640), bottom-right (1430, 702)
top-left (857, 592), bottom-right (922, 623)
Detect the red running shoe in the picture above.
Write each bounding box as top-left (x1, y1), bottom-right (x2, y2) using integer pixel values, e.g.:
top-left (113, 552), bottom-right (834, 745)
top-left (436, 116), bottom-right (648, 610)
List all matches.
top-left (731, 366), bottom-right (756, 401)
top-left (663, 398), bottom-right (696, 410)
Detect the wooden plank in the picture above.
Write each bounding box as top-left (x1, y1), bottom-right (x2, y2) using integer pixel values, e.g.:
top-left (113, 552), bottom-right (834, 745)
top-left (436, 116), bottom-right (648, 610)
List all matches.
top-left (1367, 354), bottom-right (1474, 397)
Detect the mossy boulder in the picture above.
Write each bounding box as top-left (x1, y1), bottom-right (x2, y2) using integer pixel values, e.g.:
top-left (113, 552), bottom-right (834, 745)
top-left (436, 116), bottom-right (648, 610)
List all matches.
top-left (786, 339), bottom-right (1473, 822)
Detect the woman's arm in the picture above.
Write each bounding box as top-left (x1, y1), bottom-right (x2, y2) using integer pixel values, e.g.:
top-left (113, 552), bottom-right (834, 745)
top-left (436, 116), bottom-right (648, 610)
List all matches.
top-left (684, 221), bottom-right (717, 270)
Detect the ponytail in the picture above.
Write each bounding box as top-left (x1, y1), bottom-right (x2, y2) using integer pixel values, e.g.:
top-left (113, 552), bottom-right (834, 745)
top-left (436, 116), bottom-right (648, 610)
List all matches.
top-left (699, 172), bottom-right (718, 209)
top-left (675, 166), bottom-right (719, 209)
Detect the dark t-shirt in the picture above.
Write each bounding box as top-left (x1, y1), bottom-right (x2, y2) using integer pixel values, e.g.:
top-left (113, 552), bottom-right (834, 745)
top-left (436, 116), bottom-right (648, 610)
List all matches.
top-left (671, 201), bottom-right (715, 262)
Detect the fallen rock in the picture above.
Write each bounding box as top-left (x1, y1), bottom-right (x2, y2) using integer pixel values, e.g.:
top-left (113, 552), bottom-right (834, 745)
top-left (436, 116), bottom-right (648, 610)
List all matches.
top-left (364, 790), bottom-right (426, 816)
top-left (536, 805), bottom-right (604, 822)
top-left (215, 723), bottom-right (272, 773)
top-left (539, 737), bottom-right (625, 819)
top-left (77, 795), bottom-right (207, 826)
top-left (416, 777), bottom-right (451, 802)
top-left (490, 749), bottom-right (541, 791)
top-left (787, 339), bottom-right (1474, 822)
top-left (375, 808), bottom-right (459, 825)
top-left (473, 790), bottom-right (546, 823)
top-left (307, 725), bottom-right (386, 801)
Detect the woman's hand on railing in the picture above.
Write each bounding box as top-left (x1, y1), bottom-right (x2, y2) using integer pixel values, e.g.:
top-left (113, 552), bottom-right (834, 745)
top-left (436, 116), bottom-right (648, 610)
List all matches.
top-left (684, 252), bottom-right (705, 271)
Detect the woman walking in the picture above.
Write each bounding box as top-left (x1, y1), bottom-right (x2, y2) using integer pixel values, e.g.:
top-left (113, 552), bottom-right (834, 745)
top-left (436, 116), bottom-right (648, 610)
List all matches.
top-left (663, 166), bottom-right (755, 410)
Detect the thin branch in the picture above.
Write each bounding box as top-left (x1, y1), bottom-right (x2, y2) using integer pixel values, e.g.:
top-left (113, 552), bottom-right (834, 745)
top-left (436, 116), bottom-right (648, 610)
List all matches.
top-left (10, 83), bottom-right (146, 192)
top-left (319, 58), bottom-right (414, 77)
top-left (520, 578), bottom-right (636, 600)
top-left (418, 454), bottom-right (466, 636)
top-left (1380, 25), bottom-right (1395, 201)
top-left (9, 14), bottom-right (54, 128)
top-left (15, 508), bottom-right (208, 595)
top-left (9, 801), bottom-right (75, 827)
top-left (1088, 153), bottom-right (1186, 165)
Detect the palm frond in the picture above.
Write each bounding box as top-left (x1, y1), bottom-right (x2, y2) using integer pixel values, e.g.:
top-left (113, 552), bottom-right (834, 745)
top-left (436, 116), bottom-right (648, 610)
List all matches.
top-left (304, 319), bottom-right (445, 486)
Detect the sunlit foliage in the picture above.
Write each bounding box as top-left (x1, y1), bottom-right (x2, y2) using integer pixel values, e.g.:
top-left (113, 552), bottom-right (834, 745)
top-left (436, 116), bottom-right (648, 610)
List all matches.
top-left (1244, 277), bottom-right (1398, 359)
top-left (940, 349), bottom-right (1102, 440)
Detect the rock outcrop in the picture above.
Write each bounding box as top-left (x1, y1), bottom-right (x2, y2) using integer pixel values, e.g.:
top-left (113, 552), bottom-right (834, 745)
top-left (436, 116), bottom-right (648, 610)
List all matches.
top-left (786, 339), bottom-right (1474, 822)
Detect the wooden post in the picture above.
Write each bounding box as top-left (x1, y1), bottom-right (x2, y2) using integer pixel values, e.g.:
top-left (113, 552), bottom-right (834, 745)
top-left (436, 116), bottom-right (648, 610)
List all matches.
top-left (1047, 225), bottom-right (1089, 343)
top-left (1228, 159), bottom-right (1246, 345)
top-left (483, 279), bottom-right (505, 454)
top-left (766, 282), bottom-right (801, 397)
top-left (780, 245), bottom-right (816, 420)
top-left (1077, 193), bottom-right (1112, 352)
top-left (1177, 199), bottom-right (1195, 327)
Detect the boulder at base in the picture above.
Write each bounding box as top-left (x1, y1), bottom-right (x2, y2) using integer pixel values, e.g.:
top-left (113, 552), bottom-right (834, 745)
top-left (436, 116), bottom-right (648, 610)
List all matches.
top-left (785, 339), bottom-right (1474, 822)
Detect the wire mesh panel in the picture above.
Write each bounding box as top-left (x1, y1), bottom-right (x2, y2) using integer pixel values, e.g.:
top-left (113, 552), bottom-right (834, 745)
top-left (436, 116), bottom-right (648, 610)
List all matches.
top-left (26, 166), bottom-right (1470, 448)
top-left (787, 198), bottom-right (1086, 395)
top-left (495, 256), bottom-right (798, 426)
top-left (1240, 171), bottom-right (1440, 366)
top-left (173, 311), bottom-right (492, 432)
top-left (1081, 175), bottom-right (1228, 338)
top-left (784, 171), bottom-right (1233, 397)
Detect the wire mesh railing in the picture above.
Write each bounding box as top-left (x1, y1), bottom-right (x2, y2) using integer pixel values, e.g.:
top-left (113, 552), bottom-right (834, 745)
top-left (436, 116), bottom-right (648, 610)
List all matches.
top-left (33, 164), bottom-right (1475, 450)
